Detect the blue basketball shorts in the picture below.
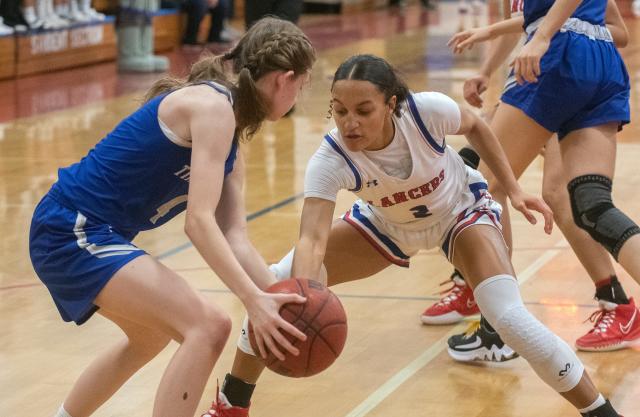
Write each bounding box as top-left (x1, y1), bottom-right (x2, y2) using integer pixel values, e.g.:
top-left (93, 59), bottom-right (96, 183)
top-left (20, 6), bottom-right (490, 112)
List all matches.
top-left (501, 31), bottom-right (630, 139)
top-left (29, 194), bottom-right (146, 325)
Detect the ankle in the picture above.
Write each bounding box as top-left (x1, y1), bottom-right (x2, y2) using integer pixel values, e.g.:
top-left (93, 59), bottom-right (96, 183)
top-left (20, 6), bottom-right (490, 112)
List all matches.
top-left (221, 373), bottom-right (255, 408)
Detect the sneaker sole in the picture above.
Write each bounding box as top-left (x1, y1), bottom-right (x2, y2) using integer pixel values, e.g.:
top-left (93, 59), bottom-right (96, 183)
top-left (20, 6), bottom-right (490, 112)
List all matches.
top-left (576, 338), bottom-right (640, 352)
top-left (447, 346), bottom-right (519, 363)
top-left (420, 311), bottom-right (479, 325)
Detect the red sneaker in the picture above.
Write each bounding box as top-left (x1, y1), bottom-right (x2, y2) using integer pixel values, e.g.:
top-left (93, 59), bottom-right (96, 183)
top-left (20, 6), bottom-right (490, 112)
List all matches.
top-left (576, 297), bottom-right (640, 352)
top-left (202, 387), bottom-right (250, 417)
top-left (421, 272), bottom-right (480, 325)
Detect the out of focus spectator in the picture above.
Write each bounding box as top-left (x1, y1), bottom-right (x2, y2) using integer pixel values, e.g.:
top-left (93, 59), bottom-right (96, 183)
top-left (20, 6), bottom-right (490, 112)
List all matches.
top-left (244, 0), bottom-right (301, 29)
top-left (183, 0), bottom-right (232, 50)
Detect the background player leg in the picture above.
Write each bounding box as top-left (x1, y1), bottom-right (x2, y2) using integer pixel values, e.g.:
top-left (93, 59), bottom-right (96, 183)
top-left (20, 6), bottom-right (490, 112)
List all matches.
top-left (89, 255), bottom-right (231, 417)
top-left (216, 218), bottom-right (394, 415)
top-left (452, 225), bottom-right (621, 417)
top-left (542, 136), bottom-right (636, 350)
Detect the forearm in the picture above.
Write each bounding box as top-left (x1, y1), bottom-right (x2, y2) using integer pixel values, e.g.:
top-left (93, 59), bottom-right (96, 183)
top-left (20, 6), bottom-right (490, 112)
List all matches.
top-left (186, 216), bottom-right (260, 302)
top-left (531, 0), bottom-right (582, 41)
top-left (229, 238), bottom-right (278, 290)
top-left (488, 16), bottom-right (526, 37)
top-left (464, 120), bottom-right (521, 196)
top-left (291, 237), bottom-right (326, 281)
top-left (479, 32), bottom-right (523, 77)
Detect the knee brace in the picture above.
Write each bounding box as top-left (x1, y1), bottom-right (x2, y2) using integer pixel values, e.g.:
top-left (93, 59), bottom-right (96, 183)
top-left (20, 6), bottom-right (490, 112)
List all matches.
top-left (568, 174), bottom-right (640, 260)
top-left (237, 249), bottom-right (328, 355)
top-left (474, 275), bottom-right (584, 393)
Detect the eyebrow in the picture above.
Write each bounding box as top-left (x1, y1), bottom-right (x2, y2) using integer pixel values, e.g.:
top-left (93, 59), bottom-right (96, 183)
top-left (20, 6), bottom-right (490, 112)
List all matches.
top-left (332, 98), bottom-right (374, 106)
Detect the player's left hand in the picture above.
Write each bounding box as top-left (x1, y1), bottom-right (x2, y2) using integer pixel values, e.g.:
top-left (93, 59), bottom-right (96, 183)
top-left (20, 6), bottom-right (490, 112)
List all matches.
top-left (509, 191), bottom-right (554, 234)
top-left (511, 36), bottom-right (550, 84)
top-left (448, 27), bottom-right (493, 54)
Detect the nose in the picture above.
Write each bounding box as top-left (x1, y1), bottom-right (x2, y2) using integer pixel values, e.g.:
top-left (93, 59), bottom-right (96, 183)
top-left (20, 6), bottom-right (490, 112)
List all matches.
top-left (344, 115), bottom-right (359, 130)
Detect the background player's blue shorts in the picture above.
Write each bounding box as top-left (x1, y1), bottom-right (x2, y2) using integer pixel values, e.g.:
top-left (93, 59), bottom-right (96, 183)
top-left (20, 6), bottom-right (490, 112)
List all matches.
top-left (29, 193), bottom-right (146, 325)
top-left (501, 31), bottom-right (630, 139)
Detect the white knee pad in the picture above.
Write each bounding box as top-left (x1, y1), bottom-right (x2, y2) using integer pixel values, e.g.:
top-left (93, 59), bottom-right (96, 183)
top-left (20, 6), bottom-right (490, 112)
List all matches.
top-left (237, 316), bottom-right (255, 355)
top-left (236, 248), bottom-right (328, 356)
top-left (474, 275), bottom-right (584, 393)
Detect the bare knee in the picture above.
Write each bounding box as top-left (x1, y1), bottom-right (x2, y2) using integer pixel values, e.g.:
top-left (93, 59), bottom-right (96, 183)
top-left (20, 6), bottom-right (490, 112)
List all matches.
top-left (185, 302), bottom-right (232, 353)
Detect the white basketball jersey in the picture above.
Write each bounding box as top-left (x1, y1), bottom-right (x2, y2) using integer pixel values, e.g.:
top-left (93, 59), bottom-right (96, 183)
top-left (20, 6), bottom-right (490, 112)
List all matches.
top-left (323, 94), bottom-right (469, 230)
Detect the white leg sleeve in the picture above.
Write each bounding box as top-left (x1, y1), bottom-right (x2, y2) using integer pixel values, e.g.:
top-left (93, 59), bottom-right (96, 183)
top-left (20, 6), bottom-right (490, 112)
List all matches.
top-left (266, 248), bottom-right (328, 285)
top-left (236, 248), bottom-right (328, 356)
top-left (473, 275), bottom-right (584, 393)
top-left (54, 405), bottom-right (73, 417)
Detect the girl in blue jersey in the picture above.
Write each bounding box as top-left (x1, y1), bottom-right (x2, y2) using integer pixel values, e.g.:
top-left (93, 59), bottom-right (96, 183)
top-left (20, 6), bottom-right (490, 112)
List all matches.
top-left (448, 0), bottom-right (640, 355)
top-left (29, 17), bottom-right (315, 417)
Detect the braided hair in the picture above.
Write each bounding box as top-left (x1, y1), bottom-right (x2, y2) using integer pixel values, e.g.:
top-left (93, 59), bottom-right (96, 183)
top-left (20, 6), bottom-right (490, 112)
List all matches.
top-left (144, 17), bottom-right (316, 140)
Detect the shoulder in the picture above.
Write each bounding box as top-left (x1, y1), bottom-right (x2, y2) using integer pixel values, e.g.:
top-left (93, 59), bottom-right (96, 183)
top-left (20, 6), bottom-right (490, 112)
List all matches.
top-left (408, 91), bottom-right (460, 115)
top-left (159, 84), bottom-right (236, 140)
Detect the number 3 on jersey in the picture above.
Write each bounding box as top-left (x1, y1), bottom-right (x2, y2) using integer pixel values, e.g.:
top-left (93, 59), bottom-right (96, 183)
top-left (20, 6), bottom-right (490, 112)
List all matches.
top-left (410, 205), bottom-right (432, 218)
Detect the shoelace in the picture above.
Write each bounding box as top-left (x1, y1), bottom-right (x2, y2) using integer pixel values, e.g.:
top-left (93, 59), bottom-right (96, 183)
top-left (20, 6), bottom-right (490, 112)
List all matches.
top-left (203, 385), bottom-right (226, 417)
top-left (586, 309), bottom-right (616, 334)
top-left (435, 278), bottom-right (466, 305)
top-left (463, 320), bottom-right (481, 338)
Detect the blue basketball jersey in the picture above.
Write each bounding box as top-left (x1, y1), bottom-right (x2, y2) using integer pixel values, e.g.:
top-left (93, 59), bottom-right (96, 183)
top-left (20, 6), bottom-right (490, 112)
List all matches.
top-left (524, 0), bottom-right (606, 27)
top-left (49, 81), bottom-right (238, 233)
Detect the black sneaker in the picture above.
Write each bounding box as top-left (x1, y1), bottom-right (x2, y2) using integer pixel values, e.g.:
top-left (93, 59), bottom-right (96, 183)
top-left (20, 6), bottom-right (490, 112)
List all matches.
top-left (447, 318), bottom-right (519, 362)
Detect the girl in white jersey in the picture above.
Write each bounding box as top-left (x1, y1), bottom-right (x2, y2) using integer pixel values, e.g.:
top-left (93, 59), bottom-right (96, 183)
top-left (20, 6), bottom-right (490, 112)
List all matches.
top-left (206, 54), bottom-right (622, 417)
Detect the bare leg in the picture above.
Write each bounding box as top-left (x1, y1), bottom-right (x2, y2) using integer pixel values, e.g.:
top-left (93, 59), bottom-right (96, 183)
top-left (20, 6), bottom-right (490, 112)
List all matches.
top-left (541, 136), bottom-right (616, 283)
top-left (560, 124), bottom-right (640, 285)
top-left (76, 255), bottom-right (232, 417)
top-left (478, 102), bottom-right (553, 254)
top-left (63, 311), bottom-right (171, 416)
top-left (452, 225), bottom-right (604, 410)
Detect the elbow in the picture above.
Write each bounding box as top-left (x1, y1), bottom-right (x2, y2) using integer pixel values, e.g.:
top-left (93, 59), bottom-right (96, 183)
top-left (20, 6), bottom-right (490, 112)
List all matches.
top-left (184, 212), bottom-right (209, 241)
top-left (617, 32), bottom-right (629, 48)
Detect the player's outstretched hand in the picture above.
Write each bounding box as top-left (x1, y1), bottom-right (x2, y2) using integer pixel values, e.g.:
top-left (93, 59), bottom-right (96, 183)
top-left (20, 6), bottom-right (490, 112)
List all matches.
top-left (245, 291), bottom-right (307, 361)
top-left (511, 35), bottom-right (550, 84)
top-left (509, 191), bottom-right (554, 235)
top-left (448, 27), bottom-right (493, 54)
top-left (463, 74), bottom-right (490, 108)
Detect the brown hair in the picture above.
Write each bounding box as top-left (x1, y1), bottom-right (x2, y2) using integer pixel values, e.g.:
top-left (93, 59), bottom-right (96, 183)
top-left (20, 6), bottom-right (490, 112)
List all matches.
top-left (144, 17), bottom-right (316, 140)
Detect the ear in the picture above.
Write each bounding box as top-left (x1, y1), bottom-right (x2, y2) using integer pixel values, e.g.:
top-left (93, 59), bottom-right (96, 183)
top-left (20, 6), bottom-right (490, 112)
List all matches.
top-left (388, 95), bottom-right (398, 113)
top-left (276, 70), bottom-right (296, 89)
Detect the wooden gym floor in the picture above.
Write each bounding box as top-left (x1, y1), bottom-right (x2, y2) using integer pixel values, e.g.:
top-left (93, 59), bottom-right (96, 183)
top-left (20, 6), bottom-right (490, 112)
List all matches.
top-left (1, 2), bottom-right (639, 416)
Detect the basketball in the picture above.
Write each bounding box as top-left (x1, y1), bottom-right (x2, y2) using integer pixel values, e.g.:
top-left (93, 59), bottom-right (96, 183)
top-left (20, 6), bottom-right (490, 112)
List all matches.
top-left (248, 278), bottom-right (348, 378)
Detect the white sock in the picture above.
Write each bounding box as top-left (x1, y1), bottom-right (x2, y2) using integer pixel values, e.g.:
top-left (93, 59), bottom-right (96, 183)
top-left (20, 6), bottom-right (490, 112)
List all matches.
top-left (54, 405), bottom-right (73, 417)
top-left (578, 394), bottom-right (606, 414)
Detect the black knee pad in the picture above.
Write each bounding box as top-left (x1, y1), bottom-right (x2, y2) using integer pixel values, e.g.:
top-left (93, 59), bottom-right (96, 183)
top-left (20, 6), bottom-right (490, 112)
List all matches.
top-left (458, 146), bottom-right (480, 169)
top-left (567, 174), bottom-right (640, 260)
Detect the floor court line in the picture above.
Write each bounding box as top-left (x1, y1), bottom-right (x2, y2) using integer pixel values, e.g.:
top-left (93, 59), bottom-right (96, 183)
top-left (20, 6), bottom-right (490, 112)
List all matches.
top-left (342, 238), bottom-right (568, 417)
top-left (156, 192), bottom-right (304, 260)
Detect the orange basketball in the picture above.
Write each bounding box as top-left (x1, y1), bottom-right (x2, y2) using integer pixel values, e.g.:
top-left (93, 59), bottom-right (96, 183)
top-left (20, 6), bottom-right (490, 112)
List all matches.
top-left (248, 278), bottom-right (348, 378)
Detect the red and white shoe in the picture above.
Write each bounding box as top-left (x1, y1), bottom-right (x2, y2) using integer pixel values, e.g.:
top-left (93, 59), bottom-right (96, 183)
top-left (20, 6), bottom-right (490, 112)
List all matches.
top-left (420, 272), bottom-right (480, 325)
top-left (202, 387), bottom-right (250, 417)
top-left (576, 297), bottom-right (640, 352)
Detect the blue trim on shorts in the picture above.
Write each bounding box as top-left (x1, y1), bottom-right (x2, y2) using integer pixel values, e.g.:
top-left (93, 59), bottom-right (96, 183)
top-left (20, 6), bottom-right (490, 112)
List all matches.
top-left (324, 134), bottom-right (363, 192)
top-left (468, 182), bottom-right (488, 202)
top-left (351, 204), bottom-right (410, 260)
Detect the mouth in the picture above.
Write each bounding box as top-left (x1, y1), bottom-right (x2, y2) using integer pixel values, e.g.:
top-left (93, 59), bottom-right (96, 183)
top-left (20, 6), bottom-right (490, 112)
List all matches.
top-left (345, 134), bottom-right (362, 140)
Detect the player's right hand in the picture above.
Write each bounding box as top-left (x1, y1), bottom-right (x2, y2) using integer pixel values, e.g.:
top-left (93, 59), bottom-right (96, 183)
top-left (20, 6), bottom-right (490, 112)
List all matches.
top-left (448, 27), bottom-right (493, 54)
top-left (463, 74), bottom-right (489, 108)
top-left (244, 291), bottom-right (307, 361)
